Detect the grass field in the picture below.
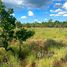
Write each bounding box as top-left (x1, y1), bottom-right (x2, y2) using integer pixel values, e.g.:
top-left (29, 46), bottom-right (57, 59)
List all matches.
top-left (0, 28), bottom-right (67, 67)
top-left (26, 28), bottom-right (67, 67)
top-left (29, 28), bottom-right (67, 40)
top-left (27, 28), bottom-right (67, 45)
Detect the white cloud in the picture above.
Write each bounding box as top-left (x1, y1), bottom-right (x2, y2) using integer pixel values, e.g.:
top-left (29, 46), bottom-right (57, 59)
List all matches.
top-left (50, 10), bottom-right (67, 16)
top-left (50, 8), bottom-right (62, 13)
top-left (62, 2), bottom-right (67, 10)
top-left (20, 10), bottom-right (34, 19)
top-left (50, 10), bottom-right (54, 12)
top-left (28, 11), bottom-right (34, 16)
top-left (63, 14), bottom-right (67, 16)
top-left (50, 8), bottom-right (67, 16)
top-left (50, 14), bottom-right (60, 16)
top-left (60, 11), bottom-right (67, 16)
top-left (21, 16), bottom-right (27, 19)
top-left (58, 11), bottom-right (67, 15)
top-left (17, 0), bottom-right (23, 5)
top-left (55, 8), bottom-right (62, 12)
top-left (55, 3), bottom-right (61, 6)
top-left (50, 1), bottom-right (67, 17)
top-left (54, 3), bottom-right (62, 8)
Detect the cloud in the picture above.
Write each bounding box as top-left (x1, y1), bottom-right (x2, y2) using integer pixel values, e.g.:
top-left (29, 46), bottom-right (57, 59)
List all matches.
top-left (50, 8), bottom-right (62, 12)
top-left (2, 0), bottom-right (52, 9)
top-left (62, 2), bottom-right (67, 10)
top-left (50, 14), bottom-right (60, 16)
top-left (63, 14), bottom-right (67, 16)
top-left (20, 10), bottom-right (34, 19)
top-left (50, 1), bottom-right (67, 17)
top-left (50, 8), bottom-right (67, 16)
top-left (28, 11), bottom-right (34, 16)
top-left (50, 10), bottom-right (67, 16)
top-left (58, 11), bottom-right (67, 15)
top-left (17, 0), bottom-right (24, 5)
top-left (21, 16), bottom-right (27, 19)
top-left (54, 3), bottom-right (62, 8)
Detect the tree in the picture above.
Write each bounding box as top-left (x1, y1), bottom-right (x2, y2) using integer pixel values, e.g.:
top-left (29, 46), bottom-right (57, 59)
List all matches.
top-left (0, 0), bottom-right (16, 50)
top-left (0, 0), bottom-right (34, 57)
top-left (16, 28), bottom-right (34, 58)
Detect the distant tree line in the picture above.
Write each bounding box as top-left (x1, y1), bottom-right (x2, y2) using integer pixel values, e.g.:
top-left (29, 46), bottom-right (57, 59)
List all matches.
top-left (19, 19), bottom-right (67, 28)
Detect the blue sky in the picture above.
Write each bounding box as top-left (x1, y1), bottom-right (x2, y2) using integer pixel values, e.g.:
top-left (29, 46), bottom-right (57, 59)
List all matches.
top-left (2, 0), bottom-right (67, 23)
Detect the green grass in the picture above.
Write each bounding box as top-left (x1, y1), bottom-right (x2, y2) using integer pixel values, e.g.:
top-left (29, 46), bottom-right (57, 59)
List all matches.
top-left (28, 28), bottom-right (67, 40)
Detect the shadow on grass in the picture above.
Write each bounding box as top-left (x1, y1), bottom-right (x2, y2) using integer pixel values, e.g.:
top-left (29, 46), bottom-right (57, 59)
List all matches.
top-left (44, 39), bottom-right (64, 51)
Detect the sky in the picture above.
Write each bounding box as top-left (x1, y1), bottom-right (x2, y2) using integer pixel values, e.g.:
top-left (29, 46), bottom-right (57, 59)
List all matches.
top-left (2, 0), bottom-right (67, 23)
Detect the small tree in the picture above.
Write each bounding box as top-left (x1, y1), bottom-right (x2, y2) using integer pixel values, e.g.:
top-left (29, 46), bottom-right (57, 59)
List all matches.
top-left (16, 28), bottom-right (34, 58)
top-left (0, 0), bottom-right (34, 56)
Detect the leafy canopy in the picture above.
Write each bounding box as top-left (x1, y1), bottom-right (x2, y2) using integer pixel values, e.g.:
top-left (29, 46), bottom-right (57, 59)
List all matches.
top-left (0, 0), bottom-right (34, 51)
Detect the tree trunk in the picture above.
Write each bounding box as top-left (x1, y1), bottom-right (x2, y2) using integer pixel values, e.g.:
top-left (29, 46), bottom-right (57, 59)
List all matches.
top-left (19, 40), bottom-right (23, 59)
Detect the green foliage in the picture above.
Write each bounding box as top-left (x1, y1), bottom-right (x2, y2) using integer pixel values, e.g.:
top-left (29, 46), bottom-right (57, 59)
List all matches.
top-left (0, 0), bottom-right (34, 58)
top-left (0, 1), bottom-right (16, 51)
top-left (16, 28), bottom-right (34, 41)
